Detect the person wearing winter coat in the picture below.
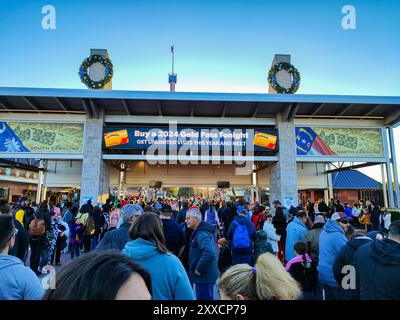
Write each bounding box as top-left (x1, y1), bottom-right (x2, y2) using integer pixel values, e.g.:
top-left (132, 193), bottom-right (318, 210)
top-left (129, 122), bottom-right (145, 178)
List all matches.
top-left (262, 214), bottom-right (280, 254)
top-left (318, 212), bottom-right (350, 300)
top-left (370, 202), bottom-right (382, 232)
top-left (353, 220), bottom-right (400, 300)
top-left (96, 204), bottom-right (143, 252)
top-left (332, 231), bottom-right (373, 300)
top-left (227, 209), bottom-right (258, 266)
top-left (123, 213), bottom-right (194, 300)
top-left (0, 215), bottom-right (44, 300)
top-left (302, 214), bottom-right (326, 265)
top-left (285, 211), bottom-right (309, 262)
top-left (272, 200), bottom-right (287, 262)
top-left (160, 205), bottom-right (185, 257)
top-left (186, 207), bottom-right (218, 300)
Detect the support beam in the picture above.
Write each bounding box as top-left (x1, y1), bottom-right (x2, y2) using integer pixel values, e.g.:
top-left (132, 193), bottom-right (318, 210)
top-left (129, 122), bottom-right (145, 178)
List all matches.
top-left (325, 162), bottom-right (381, 174)
top-left (22, 97), bottom-right (40, 112)
top-left (287, 103), bottom-right (299, 121)
top-left (382, 127), bottom-right (395, 207)
top-left (89, 99), bottom-right (99, 119)
top-left (311, 103), bottom-right (326, 115)
top-left (221, 102), bottom-right (228, 117)
top-left (0, 98), bottom-right (9, 110)
top-left (336, 103), bottom-right (355, 117)
top-left (54, 97), bottom-right (68, 112)
top-left (363, 104), bottom-right (382, 117)
top-left (384, 108), bottom-right (400, 126)
top-left (121, 99), bottom-right (132, 115)
top-left (190, 102), bottom-right (194, 117)
top-left (157, 101), bottom-right (163, 116)
top-left (81, 99), bottom-right (93, 118)
top-left (251, 103), bottom-right (260, 118)
top-left (388, 127), bottom-right (400, 208)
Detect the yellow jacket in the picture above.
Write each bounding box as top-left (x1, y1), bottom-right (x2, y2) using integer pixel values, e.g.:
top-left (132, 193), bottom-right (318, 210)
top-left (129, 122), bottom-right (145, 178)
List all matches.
top-left (14, 209), bottom-right (25, 226)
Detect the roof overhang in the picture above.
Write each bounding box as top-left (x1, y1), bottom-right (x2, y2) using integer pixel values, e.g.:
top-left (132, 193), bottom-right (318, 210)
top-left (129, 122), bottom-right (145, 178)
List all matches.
top-left (1, 87), bottom-right (400, 126)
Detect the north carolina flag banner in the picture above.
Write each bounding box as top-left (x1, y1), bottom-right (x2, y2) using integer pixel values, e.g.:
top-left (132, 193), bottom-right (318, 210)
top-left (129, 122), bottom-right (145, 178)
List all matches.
top-left (295, 127), bottom-right (336, 156)
top-left (0, 121), bottom-right (30, 152)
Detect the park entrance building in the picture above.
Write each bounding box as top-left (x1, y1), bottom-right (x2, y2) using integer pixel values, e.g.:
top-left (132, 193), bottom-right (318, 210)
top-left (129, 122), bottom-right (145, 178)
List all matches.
top-left (1, 53), bottom-right (400, 208)
top-left (1, 86), bottom-right (400, 208)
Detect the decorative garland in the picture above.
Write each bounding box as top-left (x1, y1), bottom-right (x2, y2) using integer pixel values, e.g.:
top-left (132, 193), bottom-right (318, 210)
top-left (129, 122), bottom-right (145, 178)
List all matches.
top-left (268, 62), bottom-right (300, 94)
top-left (79, 55), bottom-right (114, 89)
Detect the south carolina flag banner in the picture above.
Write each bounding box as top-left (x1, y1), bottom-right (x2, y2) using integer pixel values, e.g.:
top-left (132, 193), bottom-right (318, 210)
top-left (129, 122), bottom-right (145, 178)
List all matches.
top-left (0, 121), bottom-right (30, 152)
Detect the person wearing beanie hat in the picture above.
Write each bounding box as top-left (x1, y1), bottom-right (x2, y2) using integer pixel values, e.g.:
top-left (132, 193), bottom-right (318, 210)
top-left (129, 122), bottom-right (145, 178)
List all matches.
top-left (96, 204), bottom-right (142, 252)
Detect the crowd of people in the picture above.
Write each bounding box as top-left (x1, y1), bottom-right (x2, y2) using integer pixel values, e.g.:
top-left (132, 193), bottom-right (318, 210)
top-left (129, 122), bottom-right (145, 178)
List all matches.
top-left (0, 195), bottom-right (399, 300)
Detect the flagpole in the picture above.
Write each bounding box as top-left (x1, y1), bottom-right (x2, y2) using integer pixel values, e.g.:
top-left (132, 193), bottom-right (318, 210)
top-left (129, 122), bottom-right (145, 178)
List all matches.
top-left (171, 45), bottom-right (174, 74)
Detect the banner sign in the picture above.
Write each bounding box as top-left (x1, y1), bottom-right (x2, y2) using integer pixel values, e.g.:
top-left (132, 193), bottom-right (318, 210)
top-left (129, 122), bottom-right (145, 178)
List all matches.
top-left (0, 121), bottom-right (84, 153)
top-left (296, 127), bottom-right (384, 157)
top-left (103, 127), bottom-right (279, 152)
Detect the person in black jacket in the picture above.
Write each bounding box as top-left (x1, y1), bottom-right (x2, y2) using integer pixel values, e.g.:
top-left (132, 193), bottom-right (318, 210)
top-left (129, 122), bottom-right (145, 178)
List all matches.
top-left (96, 204), bottom-right (142, 252)
top-left (370, 201), bottom-right (382, 231)
top-left (0, 199), bottom-right (29, 263)
top-left (28, 203), bottom-right (51, 275)
top-left (353, 220), bottom-right (400, 299)
top-left (160, 205), bottom-right (185, 256)
top-left (91, 206), bottom-right (106, 250)
top-left (272, 200), bottom-right (287, 262)
top-left (332, 231), bottom-right (373, 300)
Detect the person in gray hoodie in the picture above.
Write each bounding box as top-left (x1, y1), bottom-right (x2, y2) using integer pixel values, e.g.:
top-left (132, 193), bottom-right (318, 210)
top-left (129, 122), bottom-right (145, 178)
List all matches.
top-left (0, 215), bottom-right (44, 300)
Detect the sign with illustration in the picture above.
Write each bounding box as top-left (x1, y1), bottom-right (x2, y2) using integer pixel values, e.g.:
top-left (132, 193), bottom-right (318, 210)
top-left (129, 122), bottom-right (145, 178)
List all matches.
top-left (0, 121), bottom-right (84, 153)
top-left (103, 126), bottom-right (279, 152)
top-left (295, 127), bottom-right (384, 157)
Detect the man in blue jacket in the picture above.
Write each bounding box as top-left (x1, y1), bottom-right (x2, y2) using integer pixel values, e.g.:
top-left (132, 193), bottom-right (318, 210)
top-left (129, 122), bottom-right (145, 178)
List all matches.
top-left (285, 210), bottom-right (309, 262)
top-left (186, 206), bottom-right (218, 300)
top-left (227, 208), bottom-right (257, 265)
top-left (0, 215), bottom-right (44, 300)
top-left (318, 212), bottom-right (350, 300)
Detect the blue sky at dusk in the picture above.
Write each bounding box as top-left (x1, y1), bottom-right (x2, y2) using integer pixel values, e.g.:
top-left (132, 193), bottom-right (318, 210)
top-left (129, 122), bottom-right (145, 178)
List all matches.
top-left (1, 0), bottom-right (400, 182)
top-left (1, 0), bottom-right (399, 95)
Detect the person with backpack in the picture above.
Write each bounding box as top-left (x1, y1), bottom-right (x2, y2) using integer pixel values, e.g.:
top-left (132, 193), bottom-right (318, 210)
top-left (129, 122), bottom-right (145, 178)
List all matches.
top-left (75, 204), bottom-right (93, 253)
top-left (227, 208), bottom-right (257, 266)
top-left (28, 203), bottom-right (50, 275)
top-left (205, 203), bottom-right (220, 239)
top-left (286, 241), bottom-right (318, 300)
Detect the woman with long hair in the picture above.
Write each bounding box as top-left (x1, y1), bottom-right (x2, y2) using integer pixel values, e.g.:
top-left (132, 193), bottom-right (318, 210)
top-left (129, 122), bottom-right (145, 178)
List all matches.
top-left (43, 251), bottom-right (152, 300)
top-left (219, 252), bottom-right (301, 300)
top-left (122, 213), bottom-right (194, 300)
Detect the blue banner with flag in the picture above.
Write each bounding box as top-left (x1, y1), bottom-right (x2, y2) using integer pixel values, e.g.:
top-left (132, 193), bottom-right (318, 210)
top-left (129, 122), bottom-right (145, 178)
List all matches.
top-left (0, 121), bottom-right (30, 152)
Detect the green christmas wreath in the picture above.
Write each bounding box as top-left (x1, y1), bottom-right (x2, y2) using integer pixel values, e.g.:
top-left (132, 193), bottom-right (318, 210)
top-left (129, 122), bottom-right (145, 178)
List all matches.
top-left (79, 55), bottom-right (114, 89)
top-left (268, 62), bottom-right (300, 94)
